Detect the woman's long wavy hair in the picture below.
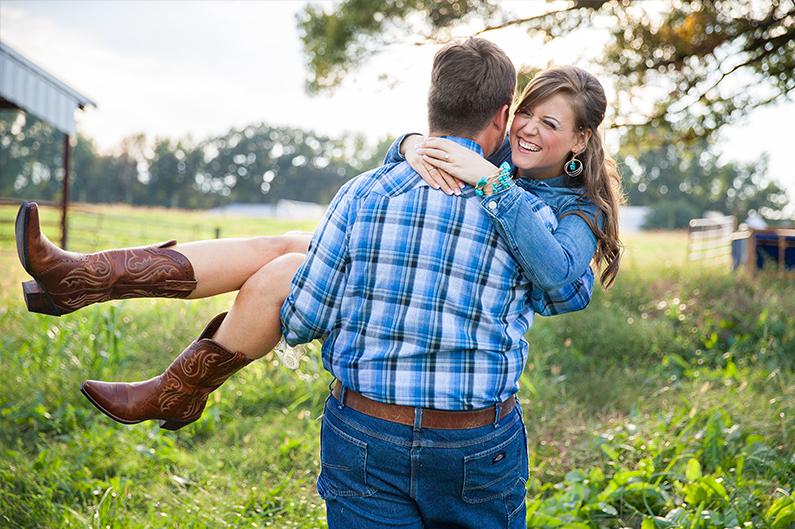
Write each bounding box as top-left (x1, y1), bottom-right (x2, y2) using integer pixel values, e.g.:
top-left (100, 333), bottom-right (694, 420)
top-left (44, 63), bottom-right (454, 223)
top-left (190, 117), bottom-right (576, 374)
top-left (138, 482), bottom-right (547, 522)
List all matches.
top-left (514, 66), bottom-right (624, 288)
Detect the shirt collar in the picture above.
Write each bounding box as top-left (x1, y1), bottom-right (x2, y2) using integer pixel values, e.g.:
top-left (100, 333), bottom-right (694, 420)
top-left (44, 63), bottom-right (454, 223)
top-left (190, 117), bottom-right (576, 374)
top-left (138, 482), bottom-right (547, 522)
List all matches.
top-left (525, 173), bottom-right (568, 188)
top-left (437, 135), bottom-right (485, 157)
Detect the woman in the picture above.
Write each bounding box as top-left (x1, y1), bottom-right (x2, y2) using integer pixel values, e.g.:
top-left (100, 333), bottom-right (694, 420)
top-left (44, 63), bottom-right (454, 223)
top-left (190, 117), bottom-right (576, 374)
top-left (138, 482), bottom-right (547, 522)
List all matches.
top-left (15, 65), bottom-right (620, 430)
top-left (395, 65), bottom-right (622, 292)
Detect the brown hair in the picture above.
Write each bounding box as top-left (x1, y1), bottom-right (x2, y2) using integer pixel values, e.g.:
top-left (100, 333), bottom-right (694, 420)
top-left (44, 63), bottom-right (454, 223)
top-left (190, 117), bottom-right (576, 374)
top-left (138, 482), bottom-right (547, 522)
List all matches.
top-left (427, 38), bottom-right (516, 138)
top-left (515, 66), bottom-right (624, 288)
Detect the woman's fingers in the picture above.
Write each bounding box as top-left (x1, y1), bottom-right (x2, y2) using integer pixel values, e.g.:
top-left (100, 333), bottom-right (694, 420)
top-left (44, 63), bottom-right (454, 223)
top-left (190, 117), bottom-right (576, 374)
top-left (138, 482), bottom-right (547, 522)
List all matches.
top-left (416, 139), bottom-right (498, 186)
top-left (405, 140), bottom-right (463, 195)
top-left (418, 160), bottom-right (460, 195)
top-left (415, 146), bottom-right (451, 163)
top-left (428, 166), bottom-right (463, 195)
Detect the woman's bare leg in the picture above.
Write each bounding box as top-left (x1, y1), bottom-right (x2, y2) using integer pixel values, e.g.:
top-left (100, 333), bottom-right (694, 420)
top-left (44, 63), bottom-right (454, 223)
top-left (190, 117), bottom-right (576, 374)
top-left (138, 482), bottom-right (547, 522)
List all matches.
top-left (211, 252), bottom-right (306, 359)
top-left (16, 199), bottom-right (313, 315)
top-left (174, 233), bottom-right (311, 299)
top-left (79, 252), bottom-right (308, 429)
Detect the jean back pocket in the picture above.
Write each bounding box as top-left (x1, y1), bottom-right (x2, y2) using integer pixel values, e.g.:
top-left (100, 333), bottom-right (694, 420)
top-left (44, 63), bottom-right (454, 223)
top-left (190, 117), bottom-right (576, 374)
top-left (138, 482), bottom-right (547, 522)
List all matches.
top-left (318, 415), bottom-right (377, 498)
top-left (462, 427), bottom-right (526, 504)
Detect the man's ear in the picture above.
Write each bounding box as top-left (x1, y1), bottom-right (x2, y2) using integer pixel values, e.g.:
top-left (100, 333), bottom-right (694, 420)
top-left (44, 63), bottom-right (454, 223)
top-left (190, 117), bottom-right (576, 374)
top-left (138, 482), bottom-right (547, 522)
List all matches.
top-left (493, 104), bottom-right (510, 132)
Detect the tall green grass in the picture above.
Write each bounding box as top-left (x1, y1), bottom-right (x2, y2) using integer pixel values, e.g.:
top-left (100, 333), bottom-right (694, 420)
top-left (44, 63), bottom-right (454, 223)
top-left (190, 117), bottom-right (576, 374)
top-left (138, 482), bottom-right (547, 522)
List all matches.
top-left (1, 213), bottom-right (793, 528)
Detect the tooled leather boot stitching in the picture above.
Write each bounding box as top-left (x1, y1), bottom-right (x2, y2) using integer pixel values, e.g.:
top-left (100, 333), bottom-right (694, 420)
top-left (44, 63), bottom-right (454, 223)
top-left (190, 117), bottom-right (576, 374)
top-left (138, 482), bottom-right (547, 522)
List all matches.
top-left (15, 201), bottom-right (197, 316)
top-left (80, 313), bottom-right (253, 430)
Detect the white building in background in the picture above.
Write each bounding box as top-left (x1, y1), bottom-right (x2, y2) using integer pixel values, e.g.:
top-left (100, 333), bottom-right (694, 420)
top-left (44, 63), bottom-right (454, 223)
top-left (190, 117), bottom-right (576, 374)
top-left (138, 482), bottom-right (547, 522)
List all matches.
top-left (619, 206), bottom-right (650, 233)
top-left (209, 199), bottom-right (325, 220)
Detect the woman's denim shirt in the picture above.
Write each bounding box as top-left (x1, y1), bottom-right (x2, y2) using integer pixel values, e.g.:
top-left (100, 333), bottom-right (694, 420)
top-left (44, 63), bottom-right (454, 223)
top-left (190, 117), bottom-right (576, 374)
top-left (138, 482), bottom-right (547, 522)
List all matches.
top-left (386, 134), bottom-right (599, 290)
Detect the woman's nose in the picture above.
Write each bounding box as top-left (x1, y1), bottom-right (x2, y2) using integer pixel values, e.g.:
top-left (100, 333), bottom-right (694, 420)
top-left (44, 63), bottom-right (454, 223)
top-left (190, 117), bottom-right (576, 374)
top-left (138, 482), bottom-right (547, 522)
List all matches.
top-left (522, 116), bottom-right (539, 133)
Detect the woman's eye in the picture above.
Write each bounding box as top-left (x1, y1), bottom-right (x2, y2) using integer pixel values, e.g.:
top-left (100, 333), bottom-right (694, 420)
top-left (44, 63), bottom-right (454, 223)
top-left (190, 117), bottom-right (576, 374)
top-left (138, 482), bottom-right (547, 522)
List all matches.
top-left (543, 120), bottom-right (557, 129)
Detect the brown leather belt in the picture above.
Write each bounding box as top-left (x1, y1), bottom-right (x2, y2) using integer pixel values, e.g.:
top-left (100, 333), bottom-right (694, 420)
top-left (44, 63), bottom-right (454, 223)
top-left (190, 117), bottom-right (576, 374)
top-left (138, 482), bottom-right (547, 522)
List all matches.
top-left (331, 381), bottom-right (516, 430)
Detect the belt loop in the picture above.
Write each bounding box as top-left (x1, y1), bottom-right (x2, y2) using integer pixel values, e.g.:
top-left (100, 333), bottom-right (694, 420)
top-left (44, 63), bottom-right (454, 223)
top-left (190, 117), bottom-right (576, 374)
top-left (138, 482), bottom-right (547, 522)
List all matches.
top-left (493, 403), bottom-right (501, 428)
top-left (413, 408), bottom-right (423, 431)
top-left (338, 386), bottom-right (347, 410)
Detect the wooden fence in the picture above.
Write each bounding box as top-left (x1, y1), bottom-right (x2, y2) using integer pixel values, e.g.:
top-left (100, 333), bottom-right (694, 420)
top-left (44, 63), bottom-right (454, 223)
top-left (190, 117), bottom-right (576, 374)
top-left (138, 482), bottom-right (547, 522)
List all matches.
top-left (0, 202), bottom-right (220, 254)
top-left (687, 215), bottom-right (735, 262)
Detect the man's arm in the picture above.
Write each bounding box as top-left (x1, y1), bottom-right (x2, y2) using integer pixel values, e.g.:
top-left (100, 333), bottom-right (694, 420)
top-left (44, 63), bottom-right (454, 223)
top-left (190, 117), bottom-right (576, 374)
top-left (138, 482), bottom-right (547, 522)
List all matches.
top-left (281, 182), bottom-right (353, 346)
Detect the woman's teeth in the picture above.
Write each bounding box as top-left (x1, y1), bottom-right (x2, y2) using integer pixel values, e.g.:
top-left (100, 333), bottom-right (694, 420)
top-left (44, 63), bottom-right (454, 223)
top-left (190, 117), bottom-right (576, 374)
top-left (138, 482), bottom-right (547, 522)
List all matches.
top-left (518, 139), bottom-right (540, 152)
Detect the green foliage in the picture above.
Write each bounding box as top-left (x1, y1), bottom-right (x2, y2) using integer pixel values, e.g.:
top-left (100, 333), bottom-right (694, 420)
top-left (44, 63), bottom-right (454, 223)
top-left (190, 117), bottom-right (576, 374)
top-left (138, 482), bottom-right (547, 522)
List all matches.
top-left (620, 140), bottom-right (791, 225)
top-left (0, 296), bottom-right (329, 528)
top-left (1, 225), bottom-right (793, 528)
top-left (297, 1), bottom-right (795, 149)
top-left (297, 0), bottom-right (499, 93)
top-left (1, 110), bottom-right (394, 209)
top-left (606, 0), bottom-right (795, 145)
top-left (0, 110), bottom-right (65, 200)
top-left (641, 200), bottom-right (699, 230)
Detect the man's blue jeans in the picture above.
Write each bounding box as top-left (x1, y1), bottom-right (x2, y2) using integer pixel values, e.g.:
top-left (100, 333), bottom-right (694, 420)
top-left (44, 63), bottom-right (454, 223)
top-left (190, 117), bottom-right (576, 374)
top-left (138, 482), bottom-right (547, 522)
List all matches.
top-left (317, 391), bottom-right (528, 528)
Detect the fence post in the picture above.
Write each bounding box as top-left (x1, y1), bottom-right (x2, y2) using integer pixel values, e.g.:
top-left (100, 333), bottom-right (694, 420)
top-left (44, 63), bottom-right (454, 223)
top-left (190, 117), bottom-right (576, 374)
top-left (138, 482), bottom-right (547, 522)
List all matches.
top-left (61, 133), bottom-right (71, 250)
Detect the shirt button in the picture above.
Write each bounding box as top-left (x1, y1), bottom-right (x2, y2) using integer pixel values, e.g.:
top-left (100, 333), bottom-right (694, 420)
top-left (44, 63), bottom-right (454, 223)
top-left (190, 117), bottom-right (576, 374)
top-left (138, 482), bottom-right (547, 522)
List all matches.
top-left (488, 201), bottom-right (497, 210)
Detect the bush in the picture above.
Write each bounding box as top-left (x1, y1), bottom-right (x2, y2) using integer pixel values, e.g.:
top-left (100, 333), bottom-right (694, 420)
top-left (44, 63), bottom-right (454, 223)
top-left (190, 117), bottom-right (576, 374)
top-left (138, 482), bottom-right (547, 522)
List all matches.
top-left (643, 199), bottom-right (701, 230)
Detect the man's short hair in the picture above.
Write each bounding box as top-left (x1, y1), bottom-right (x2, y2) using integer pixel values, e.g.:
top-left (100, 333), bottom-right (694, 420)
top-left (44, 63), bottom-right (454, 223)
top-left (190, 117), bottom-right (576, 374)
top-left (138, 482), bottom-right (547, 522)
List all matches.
top-left (427, 38), bottom-right (516, 138)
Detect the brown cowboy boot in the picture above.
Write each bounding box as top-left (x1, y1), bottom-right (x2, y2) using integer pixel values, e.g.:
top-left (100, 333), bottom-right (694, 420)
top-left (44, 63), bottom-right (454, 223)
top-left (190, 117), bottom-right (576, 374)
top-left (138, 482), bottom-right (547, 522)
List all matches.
top-left (15, 201), bottom-right (197, 316)
top-left (80, 313), bottom-right (253, 430)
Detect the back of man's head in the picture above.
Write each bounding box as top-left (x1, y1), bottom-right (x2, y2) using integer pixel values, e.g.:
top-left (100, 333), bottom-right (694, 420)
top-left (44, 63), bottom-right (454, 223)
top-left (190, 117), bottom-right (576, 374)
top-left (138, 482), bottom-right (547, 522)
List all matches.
top-left (427, 38), bottom-right (515, 139)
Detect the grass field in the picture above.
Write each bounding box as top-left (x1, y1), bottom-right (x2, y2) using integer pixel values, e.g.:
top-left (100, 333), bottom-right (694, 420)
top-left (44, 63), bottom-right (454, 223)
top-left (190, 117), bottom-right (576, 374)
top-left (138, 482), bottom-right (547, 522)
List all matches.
top-left (0, 206), bottom-right (793, 528)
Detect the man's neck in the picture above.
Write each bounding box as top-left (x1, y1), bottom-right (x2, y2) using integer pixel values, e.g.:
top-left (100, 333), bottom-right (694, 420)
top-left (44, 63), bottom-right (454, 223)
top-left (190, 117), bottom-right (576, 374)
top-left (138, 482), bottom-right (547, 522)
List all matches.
top-left (429, 130), bottom-right (490, 158)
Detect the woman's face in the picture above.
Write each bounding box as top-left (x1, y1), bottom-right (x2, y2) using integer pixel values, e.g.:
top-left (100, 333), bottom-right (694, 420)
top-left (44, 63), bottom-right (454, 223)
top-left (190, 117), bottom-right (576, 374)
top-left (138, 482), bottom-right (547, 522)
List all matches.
top-left (509, 93), bottom-right (587, 180)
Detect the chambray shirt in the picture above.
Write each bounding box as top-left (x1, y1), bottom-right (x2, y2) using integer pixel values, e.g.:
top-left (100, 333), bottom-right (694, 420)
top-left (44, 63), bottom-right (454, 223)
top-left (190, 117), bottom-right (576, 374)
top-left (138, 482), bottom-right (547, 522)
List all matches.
top-left (281, 137), bottom-right (569, 410)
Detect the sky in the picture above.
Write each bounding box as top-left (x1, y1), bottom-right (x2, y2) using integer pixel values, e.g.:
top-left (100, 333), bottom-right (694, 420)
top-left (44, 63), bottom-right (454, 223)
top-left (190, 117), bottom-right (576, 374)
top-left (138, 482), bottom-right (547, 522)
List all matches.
top-left (1, 0), bottom-right (793, 209)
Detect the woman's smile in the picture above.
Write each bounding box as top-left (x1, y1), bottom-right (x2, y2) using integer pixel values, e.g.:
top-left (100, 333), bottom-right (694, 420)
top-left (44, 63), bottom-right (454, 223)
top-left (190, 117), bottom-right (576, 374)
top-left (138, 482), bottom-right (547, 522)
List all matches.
top-left (516, 138), bottom-right (541, 153)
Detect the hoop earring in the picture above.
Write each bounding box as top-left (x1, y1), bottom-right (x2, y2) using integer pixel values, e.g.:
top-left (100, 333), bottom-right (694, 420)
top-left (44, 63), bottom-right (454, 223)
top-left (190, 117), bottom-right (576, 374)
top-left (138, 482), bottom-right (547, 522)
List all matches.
top-left (564, 154), bottom-right (584, 178)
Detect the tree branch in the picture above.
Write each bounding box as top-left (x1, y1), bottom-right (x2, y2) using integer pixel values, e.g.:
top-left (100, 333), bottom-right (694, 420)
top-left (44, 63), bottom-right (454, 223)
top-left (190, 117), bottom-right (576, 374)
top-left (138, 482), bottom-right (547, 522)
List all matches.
top-left (475, 0), bottom-right (608, 35)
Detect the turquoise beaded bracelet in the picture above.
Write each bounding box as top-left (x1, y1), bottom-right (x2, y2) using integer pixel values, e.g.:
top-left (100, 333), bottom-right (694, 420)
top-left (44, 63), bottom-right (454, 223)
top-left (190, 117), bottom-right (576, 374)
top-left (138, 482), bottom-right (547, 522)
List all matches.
top-left (475, 161), bottom-right (513, 196)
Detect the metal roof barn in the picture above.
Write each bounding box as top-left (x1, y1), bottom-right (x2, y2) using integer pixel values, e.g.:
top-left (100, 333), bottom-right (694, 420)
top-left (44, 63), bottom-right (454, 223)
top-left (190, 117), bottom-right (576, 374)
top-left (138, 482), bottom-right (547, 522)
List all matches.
top-left (0, 41), bottom-right (95, 135)
top-left (0, 40), bottom-right (97, 248)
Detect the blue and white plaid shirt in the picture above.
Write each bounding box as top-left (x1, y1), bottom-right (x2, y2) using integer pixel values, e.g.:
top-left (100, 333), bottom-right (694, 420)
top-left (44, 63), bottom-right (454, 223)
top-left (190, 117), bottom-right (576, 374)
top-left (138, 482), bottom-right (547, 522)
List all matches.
top-left (282, 137), bottom-right (584, 410)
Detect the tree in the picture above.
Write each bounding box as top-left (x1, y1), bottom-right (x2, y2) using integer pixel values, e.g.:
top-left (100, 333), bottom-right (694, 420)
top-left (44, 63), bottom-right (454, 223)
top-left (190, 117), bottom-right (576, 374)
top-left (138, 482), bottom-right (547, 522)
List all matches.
top-left (2, 108), bottom-right (394, 209)
top-left (189, 125), bottom-right (386, 207)
top-left (621, 141), bottom-right (790, 228)
top-left (298, 0), bottom-right (500, 94)
top-left (0, 111), bottom-right (65, 201)
top-left (298, 0), bottom-right (795, 146)
top-left (71, 132), bottom-right (106, 204)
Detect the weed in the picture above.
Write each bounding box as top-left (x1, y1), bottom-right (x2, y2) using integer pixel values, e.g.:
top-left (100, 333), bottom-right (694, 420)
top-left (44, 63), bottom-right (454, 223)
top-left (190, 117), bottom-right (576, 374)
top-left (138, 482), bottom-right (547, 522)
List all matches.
top-left (1, 223), bottom-right (793, 528)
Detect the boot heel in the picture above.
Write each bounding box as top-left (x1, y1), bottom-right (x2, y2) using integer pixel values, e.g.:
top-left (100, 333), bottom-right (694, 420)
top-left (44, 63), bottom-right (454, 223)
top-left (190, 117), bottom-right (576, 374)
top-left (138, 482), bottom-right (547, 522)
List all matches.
top-left (159, 418), bottom-right (195, 431)
top-left (22, 280), bottom-right (61, 316)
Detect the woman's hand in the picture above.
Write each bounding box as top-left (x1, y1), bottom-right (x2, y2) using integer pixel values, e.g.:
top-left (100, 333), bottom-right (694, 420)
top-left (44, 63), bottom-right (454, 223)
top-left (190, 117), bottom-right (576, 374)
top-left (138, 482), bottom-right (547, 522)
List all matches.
top-left (400, 135), bottom-right (464, 195)
top-left (415, 137), bottom-right (498, 187)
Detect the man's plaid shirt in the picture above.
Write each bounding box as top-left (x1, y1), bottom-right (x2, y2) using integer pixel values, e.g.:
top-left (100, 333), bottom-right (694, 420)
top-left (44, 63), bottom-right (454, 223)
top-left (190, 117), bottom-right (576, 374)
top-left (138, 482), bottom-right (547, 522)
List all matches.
top-left (282, 137), bottom-right (591, 410)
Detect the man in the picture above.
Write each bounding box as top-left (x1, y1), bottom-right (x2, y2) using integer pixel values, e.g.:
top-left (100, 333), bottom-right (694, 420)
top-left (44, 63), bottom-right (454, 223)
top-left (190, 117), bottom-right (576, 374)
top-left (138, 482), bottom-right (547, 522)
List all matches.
top-left (281, 37), bottom-right (581, 528)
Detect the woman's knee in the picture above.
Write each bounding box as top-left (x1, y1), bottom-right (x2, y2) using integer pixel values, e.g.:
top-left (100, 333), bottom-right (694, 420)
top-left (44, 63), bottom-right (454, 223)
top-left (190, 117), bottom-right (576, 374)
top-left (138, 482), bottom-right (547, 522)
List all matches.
top-left (246, 234), bottom-right (310, 261)
top-left (240, 253), bottom-right (305, 303)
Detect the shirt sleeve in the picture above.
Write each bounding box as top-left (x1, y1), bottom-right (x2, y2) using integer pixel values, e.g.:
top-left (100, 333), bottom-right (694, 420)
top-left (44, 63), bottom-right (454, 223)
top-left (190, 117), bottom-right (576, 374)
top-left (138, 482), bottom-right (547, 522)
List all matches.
top-left (481, 186), bottom-right (599, 291)
top-left (529, 265), bottom-right (594, 316)
top-left (280, 182), bottom-right (353, 346)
